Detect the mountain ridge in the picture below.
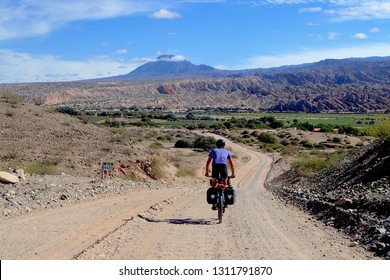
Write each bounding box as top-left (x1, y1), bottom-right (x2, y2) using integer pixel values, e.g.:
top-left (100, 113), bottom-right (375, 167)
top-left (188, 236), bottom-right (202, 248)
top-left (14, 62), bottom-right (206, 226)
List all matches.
top-left (4, 56), bottom-right (390, 113)
top-left (102, 55), bottom-right (390, 82)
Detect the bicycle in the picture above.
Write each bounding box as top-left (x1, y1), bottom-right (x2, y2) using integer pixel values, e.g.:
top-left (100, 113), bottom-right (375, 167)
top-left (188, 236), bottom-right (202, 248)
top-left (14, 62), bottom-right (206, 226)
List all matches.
top-left (207, 175), bottom-right (235, 224)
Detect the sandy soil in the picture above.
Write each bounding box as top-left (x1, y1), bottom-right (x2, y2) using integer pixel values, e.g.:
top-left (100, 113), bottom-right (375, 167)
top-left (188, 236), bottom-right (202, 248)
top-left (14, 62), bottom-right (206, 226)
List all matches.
top-left (0, 135), bottom-right (372, 260)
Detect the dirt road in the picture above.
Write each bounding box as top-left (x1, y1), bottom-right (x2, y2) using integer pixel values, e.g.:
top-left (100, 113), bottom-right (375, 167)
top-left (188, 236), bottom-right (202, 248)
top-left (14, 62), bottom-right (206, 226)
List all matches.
top-left (0, 138), bottom-right (372, 260)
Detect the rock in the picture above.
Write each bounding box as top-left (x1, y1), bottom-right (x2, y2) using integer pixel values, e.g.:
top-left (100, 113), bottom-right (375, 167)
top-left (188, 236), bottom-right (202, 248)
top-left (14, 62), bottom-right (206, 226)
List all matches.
top-left (334, 198), bottom-right (353, 208)
top-left (15, 168), bottom-right (27, 180)
top-left (7, 189), bottom-right (16, 198)
top-left (349, 241), bottom-right (359, 247)
top-left (0, 171), bottom-right (19, 184)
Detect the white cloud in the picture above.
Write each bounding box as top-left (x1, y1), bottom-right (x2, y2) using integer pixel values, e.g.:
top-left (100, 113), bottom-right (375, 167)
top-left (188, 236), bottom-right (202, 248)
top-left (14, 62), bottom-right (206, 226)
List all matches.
top-left (299, 6), bottom-right (322, 13)
top-left (131, 57), bottom-right (156, 63)
top-left (370, 27), bottom-right (380, 32)
top-left (0, 49), bottom-right (139, 83)
top-left (0, 0), bottom-right (167, 40)
top-left (233, 43), bottom-right (390, 69)
top-left (327, 32), bottom-right (341, 40)
top-left (150, 8), bottom-right (181, 19)
top-left (261, 0), bottom-right (390, 21)
top-left (327, 1), bottom-right (390, 21)
top-left (262, 0), bottom-right (314, 4)
top-left (116, 49), bottom-right (128, 54)
top-left (159, 55), bottom-right (186, 61)
top-left (352, 32), bottom-right (368, 39)
top-left (91, 55), bottom-right (110, 60)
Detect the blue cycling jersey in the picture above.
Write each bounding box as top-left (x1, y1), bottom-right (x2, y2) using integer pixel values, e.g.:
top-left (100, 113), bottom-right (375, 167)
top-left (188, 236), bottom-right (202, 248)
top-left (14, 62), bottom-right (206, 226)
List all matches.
top-left (208, 148), bottom-right (232, 165)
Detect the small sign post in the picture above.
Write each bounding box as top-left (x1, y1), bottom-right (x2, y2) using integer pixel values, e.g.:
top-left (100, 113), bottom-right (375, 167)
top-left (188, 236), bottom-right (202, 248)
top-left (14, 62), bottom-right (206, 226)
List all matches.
top-left (101, 162), bottom-right (114, 181)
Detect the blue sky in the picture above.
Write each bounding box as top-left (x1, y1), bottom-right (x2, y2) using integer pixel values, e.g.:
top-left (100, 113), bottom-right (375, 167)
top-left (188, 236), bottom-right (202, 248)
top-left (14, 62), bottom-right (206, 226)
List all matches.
top-left (1, 0), bottom-right (390, 83)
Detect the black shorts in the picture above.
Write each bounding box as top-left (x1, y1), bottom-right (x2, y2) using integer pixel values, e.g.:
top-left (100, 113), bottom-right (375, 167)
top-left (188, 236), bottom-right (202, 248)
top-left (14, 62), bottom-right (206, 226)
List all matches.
top-left (212, 164), bottom-right (228, 179)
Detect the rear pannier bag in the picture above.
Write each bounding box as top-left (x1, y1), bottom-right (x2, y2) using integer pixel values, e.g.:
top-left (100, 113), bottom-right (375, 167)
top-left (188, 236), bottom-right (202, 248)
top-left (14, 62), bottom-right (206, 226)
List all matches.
top-left (224, 186), bottom-right (236, 205)
top-left (207, 187), bottom-right (218, 204)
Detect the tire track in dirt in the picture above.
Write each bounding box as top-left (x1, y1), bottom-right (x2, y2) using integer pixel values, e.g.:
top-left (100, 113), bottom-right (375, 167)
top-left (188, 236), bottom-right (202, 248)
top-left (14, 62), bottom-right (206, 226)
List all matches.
top-left (74, 136), bottom-right (371, 260)
top-left (0, 135), bottom-right (372, 260)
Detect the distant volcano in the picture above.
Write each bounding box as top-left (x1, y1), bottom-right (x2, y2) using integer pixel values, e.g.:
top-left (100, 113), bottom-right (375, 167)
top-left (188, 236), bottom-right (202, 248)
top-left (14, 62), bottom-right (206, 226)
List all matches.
top-left (109, 55), bottom-right (225, 79)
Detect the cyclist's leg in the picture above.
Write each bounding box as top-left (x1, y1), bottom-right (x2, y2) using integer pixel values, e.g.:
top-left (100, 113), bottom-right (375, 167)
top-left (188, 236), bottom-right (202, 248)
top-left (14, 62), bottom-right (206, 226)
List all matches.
top-left (220, 164), bottom-right (228, 186)
top-left (211, 164), bottom-right (221, 186)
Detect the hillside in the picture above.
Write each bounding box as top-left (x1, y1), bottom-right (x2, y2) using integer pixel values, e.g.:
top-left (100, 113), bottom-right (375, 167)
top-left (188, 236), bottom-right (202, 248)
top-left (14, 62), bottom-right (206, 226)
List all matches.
top-left (2, 56), bottom-right (390, 113)
top-left (268, 139), bottom-right (390, 259)
top-left (0, 98), bottom-right (388, 259)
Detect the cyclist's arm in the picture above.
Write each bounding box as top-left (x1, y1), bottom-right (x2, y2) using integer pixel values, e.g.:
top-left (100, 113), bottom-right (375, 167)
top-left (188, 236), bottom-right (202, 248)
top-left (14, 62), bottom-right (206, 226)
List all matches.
top-left (205, 156), bottom-right (212, 176)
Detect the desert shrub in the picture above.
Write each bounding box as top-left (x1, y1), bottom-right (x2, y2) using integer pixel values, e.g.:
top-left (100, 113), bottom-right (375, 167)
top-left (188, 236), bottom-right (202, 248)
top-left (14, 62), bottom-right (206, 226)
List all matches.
top-left (257, 132), bottom-right (277, 144)
top-left (104, 119), bottom-right (123, 127)
top-left (326, 151), bottom-right (344, 168)
top-left (269, 120), bottom-right (284, 129)
top-left (365, 120), bottom-right (390, 141)
top-left (192, 136), bottom-right (216, 151)
top-left (24, 161), bottom-right (57, 175)
top-left (259, 142), bottom-right (283, 152)
top-left (150, 156), bottom-right (166, 180)
top-left (293, 121), bottom-right (314, 131)
top-left (281, 145), bottom-right (298, 155)
top-left (56, 106), bottom-right (80, 116)
top-left (1, 90), bottom-right (23, 104)
top-left (292, 155), bottom-right (326, 177)
top-left (280, 139), bottom-right (290, 146)
top-left (314, 143), bottom-right (327, 149)
top-left (175, 139), bottom-right (193, 148)
top-left (157, 134), bottom-right (173, 141)
top-left (293, 150), bottom-right (345, 177)
top-left (336, 124), bottom-right (359, 136)
top-left (331, 137), bottom-right (342, 143)
top-left (150, 142), bottom-right (163, 149)
top-left (300, 139), bottom-right (315, 149)
top-left (316, 123), bottom-right (333, 133)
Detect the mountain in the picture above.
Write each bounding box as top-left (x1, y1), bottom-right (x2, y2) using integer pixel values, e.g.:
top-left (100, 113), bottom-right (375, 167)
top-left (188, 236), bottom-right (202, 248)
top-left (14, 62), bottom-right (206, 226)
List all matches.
top-left (7, 56), bottom-right (390, 113)
top-left (103, 55), bottom-right (390, 83)
top-left (107, 55), bottom-right (226, 79)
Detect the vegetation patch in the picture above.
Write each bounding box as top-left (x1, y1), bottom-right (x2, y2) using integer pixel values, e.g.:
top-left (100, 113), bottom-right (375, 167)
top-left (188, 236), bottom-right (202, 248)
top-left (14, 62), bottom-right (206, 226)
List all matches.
top-left (1, 90), bottom-right (23, 105)
top-left (292, 150), bottom-right (345, 177)
top-left (24, 161), bottom-right (58, 175)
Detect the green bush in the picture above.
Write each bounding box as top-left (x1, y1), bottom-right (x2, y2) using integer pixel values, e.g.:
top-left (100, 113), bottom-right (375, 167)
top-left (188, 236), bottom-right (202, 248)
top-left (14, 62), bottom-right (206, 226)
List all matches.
top-left (292, 155), bottom-right (326, 177)
top-left (257, 132), bottom-right (277, 144)
top-left (365, 120), bottom-right (390, 141)
top-left (292, 150), bottom-right (344, 177)
top-left (192, 136), bottom-right (216, 151)
top-left (331, 137), bottom-right (342, 143)
top-left (175, 139), bottom-right (193, 148)
top-left (56, 106), bottom-right (80, 116)
top-left (300, 139), bottom-right (315, 149)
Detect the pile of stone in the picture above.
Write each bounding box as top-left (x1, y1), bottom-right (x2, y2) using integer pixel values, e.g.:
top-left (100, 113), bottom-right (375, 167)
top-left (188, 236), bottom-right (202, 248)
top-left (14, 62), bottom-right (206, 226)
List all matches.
top-left (268, 139), bottom-right (389, 259)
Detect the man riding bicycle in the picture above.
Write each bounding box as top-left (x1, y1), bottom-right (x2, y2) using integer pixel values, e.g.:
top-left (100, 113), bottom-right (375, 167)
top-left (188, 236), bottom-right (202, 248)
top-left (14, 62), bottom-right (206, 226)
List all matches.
top-left (205, 139), bottom-right (235, 187)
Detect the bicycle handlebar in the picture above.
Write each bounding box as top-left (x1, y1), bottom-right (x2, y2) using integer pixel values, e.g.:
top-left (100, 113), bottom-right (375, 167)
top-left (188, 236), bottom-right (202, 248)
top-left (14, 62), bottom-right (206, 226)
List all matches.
top-left (204, 173), bottom-right (235, 179)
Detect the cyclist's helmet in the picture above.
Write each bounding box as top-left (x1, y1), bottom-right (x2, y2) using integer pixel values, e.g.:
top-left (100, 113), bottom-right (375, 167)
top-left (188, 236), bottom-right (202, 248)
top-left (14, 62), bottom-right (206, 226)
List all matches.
top-left (216, 139), bottom-right (225, 148)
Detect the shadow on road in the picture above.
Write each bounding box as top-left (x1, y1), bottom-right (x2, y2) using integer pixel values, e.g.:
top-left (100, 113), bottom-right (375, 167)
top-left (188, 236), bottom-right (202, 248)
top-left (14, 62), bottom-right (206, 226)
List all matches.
top-left (136, 214), bottom-right (213, 225)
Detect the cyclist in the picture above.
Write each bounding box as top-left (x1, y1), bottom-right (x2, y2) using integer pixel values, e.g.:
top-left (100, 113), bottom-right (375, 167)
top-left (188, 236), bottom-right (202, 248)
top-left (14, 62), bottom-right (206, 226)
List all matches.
top-left (205, 139), bottom-right (235, 188)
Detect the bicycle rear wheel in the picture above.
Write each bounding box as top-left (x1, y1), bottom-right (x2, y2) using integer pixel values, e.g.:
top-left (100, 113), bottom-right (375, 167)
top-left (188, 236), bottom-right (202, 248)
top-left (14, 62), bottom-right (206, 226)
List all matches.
top-left (218, 193), bottom-right (224, 224)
